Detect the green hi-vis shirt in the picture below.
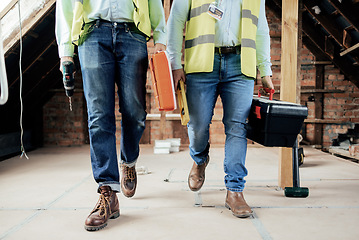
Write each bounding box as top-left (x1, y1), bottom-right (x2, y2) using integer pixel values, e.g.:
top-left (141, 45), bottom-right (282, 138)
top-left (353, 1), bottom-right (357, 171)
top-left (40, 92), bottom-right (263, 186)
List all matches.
top-left (55, 0), bottom-right (167, 58)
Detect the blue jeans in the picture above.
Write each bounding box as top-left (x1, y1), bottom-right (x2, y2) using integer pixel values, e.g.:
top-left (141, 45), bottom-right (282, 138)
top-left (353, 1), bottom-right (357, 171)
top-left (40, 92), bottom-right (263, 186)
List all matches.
top-left (78, 21), bottom-right (148, 192)
top-left (186, 52), bottom-right (254, 192)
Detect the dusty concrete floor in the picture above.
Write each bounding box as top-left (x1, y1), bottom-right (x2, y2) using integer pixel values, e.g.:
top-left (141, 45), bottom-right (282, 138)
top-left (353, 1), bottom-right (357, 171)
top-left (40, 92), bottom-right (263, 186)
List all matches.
top-left (0, 144), bottom-right (358, 240)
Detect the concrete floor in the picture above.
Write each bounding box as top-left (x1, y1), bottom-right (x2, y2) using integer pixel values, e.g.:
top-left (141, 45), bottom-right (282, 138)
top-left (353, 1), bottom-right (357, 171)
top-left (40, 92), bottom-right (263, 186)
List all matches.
top-left (0, 144), bottom-right (358, 240)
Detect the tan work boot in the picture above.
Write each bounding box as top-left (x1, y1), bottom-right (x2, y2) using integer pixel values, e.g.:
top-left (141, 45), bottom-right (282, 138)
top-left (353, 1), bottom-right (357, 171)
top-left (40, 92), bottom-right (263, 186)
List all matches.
top-left (188, 157), bottom-right (209, 191)
top-left (121, 165), bottom-right (137, 198)
top-left (84, 186), bottom-right (120, 231)
top-left (225, 190), bottom-right (253, 218)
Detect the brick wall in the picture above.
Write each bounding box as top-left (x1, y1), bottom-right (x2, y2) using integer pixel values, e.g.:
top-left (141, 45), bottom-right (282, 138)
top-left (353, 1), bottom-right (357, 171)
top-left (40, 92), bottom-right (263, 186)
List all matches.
top-left (43, 6), bottom-right (359, 149)
top-left (263, 7), bottom-right (359, 150)
top-left (43, 91), bottom-right (88, 146)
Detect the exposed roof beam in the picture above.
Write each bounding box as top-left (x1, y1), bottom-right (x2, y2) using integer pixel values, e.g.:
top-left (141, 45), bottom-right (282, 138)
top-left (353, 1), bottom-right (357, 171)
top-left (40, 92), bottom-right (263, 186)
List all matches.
top-left (303, 0), bottom-right (345, 49)
top-left (340, 42), bottom-right (359, 56)
top-left (0, 0), bottom-right (18, 20)
top-left (3, 0), bottom-right (56, 54)
top-left (327, 0), bottom-right (359, 32)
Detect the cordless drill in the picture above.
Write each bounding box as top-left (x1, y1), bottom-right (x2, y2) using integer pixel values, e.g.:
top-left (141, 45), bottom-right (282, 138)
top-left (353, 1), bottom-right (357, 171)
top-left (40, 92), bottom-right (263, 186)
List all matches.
top-left (62, 61), bottom-right (75, 111)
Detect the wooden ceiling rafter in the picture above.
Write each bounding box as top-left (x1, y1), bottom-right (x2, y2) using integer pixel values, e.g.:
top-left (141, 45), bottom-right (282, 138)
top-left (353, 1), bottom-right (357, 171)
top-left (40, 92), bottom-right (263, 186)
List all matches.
top-left (266, 0), bottom-right (359, 88)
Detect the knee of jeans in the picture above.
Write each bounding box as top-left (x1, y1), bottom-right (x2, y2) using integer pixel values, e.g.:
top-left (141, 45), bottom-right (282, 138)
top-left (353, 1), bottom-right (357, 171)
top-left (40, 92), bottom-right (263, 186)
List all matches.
top-left (88, 114), bottom-right (116, 132)
top-left (224, 121), bottom-right (247, 138)
top-left (121, 111), bottom-right (146, 127)
top-left (189, 120), bottom-right (210, 135)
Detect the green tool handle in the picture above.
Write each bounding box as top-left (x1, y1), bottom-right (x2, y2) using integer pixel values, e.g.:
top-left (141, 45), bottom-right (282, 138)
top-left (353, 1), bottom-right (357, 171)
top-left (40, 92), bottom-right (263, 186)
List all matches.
top-left (292, 138), bottom-right (300, 188)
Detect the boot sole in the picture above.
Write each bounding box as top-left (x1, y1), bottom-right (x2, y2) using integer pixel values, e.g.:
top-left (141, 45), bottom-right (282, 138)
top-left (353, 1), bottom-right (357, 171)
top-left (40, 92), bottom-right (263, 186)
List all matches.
top-left (85, 223), bottom-right (107, 231)
top-left (84, 210), bottom-right (120, 231)
top-left (225, 203), bottom-right (252, 218)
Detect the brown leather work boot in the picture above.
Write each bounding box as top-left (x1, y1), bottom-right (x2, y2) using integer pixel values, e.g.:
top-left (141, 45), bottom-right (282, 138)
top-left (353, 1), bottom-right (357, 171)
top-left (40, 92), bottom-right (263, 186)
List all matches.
top-left (121, 165), bottom-right (137, 198)
top-left (225, 190), bottom-right (253, 218)
top-left (188, 157), bottom-right (209, 191)
top-left (84, 186), bottom-right (120, 231)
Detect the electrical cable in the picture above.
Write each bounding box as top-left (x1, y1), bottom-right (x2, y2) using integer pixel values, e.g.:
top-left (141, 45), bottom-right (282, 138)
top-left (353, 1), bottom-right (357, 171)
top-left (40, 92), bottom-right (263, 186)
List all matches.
top-left (18, 0), bottom-right (28, 159)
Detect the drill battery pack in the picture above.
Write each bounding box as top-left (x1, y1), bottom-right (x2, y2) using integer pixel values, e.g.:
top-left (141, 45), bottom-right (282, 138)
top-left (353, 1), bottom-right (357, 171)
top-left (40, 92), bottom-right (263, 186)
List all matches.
top-left (149, 51), bottom-right (176, 111)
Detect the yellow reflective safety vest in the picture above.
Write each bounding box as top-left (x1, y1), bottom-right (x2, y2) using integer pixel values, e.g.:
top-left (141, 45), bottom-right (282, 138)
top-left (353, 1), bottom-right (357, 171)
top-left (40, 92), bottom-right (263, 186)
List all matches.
top-left (71, 0), bottom-right (152, 46)
top-left (184, 0), bottom-right (215, 74)
top-left (132, 0), bottom-right (151, 38)
top-left (184, 0), bottom-right (261, 78)
top-left (71, 0), bottom-right (84, 45)
top-left (241, 0), bottom-right (261, 78)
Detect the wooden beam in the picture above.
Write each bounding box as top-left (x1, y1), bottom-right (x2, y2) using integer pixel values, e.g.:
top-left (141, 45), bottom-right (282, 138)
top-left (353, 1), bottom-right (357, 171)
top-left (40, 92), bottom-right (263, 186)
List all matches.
top-left (313, 64), bottom-right (324, 145)
top-left (303, 0), bottom-right (345, 49)
top-left (327, 0), bottom-right (359, 33)
top-left (0, 0), bottom-right (18, 20)
top-left (340, 43), bottom-right (359, 56)
top-left (297, 0), bottom-right (303, 105)
top-left (304, 119), bottom-right (345, 124)
top-left (302, 27), bottom-right (359, 89)
top-left (279, 0), bottom-right (299, 189)
top-left (300, 88), bottom-right (344, 94)
top-left (9, 39), bottom-right (56, 88)
top-left (3, 0), bottom-right (56, 54)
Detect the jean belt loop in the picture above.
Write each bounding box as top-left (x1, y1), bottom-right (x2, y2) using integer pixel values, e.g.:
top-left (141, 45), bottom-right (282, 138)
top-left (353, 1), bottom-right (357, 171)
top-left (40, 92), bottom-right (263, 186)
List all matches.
top-left (236, 45), bottom-right (241, 55)
top-left (95, 19), bottom-right (100, 28)
top-left (124, 23), bottom-right (129, 32)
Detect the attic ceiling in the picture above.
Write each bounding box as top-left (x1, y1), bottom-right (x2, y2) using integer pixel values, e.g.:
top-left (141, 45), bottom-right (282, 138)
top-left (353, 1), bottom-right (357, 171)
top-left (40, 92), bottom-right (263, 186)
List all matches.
top-left (267, 0), bottom-right (359, 88)
top-left (0, 3), bottom-right (60, 156)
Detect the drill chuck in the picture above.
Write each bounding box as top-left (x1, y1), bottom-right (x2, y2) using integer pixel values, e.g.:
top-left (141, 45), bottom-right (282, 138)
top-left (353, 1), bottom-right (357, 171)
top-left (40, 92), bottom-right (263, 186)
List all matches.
top-left (62, 61), bottom-right (75, 97)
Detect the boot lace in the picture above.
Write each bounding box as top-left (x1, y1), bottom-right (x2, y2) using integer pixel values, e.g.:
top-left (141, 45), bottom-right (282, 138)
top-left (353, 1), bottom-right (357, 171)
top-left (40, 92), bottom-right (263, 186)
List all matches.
top-left (124, 166), bottom-right (136, 181)
top-left (92, 194), bottom-right (111, 217)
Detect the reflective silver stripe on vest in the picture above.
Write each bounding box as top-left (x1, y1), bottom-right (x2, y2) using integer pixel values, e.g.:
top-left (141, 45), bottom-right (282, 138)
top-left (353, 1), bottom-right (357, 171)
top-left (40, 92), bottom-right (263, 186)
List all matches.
top-left (185, 34), bottom-right (215, 49)
top-left (242, 9), bottom-right (258, 26)
top-left (188, 3), bottom-right (211, 20)
top-left (241, 38), bottom-right (256, 50)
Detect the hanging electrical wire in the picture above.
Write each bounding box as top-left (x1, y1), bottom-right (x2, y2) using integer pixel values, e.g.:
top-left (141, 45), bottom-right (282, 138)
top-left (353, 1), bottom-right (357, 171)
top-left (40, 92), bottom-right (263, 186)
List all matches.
top-left (18, 0), bottom-right (28, 159)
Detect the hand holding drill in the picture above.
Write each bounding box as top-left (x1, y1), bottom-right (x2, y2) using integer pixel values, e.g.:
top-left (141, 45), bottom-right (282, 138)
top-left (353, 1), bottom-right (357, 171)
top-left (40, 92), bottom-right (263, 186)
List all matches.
top-left (60, 57), bottom-right (75, 111)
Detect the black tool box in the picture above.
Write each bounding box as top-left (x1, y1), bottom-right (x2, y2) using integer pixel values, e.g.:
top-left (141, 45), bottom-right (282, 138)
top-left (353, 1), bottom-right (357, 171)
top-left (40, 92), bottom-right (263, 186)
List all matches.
top-left (246, 94), bottom-right (308, 148)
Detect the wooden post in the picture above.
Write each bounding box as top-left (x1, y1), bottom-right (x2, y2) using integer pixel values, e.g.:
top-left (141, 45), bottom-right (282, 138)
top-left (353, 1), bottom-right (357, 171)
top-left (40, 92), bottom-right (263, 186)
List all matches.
top-left (314, 64), bottom-right (324, 147)
top-left (279, 0), bottom-right (299, 188)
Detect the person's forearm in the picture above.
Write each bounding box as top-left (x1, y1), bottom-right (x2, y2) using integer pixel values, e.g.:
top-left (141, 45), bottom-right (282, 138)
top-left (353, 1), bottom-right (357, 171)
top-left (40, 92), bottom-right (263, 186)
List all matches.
top-left (256, 0), bottom-right (272, 77)
top-left (149, 0), bottom-right (167, 45)
top-left (166, 0), bottom-right (189, 70)
top-left (55, 0), bottom-right (75, 58)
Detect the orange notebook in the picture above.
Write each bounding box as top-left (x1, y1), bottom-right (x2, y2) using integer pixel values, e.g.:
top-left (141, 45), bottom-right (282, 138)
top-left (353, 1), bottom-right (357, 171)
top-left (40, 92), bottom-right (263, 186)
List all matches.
top-left (149, 52), bottom-right (176, 111)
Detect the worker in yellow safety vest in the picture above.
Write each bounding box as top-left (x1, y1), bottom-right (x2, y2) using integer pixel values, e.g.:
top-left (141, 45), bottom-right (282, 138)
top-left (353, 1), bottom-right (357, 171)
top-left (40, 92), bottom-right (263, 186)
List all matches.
top-left (55, 0), bottom-right (166, 231)
top-left (167, 0), bottom-right (274, 218)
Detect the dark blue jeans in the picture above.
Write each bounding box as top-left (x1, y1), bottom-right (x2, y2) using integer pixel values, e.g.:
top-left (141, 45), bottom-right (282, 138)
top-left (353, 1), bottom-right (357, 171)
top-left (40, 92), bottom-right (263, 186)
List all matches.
top-left (186, 52), bottom-right (254, 192)
top-left (78, 21), bottom-right (148, 192)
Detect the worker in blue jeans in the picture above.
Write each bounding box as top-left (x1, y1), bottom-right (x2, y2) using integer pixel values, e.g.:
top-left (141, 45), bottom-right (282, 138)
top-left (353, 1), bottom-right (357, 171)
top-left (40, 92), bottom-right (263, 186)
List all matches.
top-left (55, 0), bottom-right (166, 231)
top-left (167, 0), bottom-right (274, 218)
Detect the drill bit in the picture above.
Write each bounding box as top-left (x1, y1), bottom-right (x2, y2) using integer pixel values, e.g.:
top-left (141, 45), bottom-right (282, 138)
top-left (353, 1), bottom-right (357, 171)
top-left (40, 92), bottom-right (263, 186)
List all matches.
top-left (69, 97), bottom-right (73, 111)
